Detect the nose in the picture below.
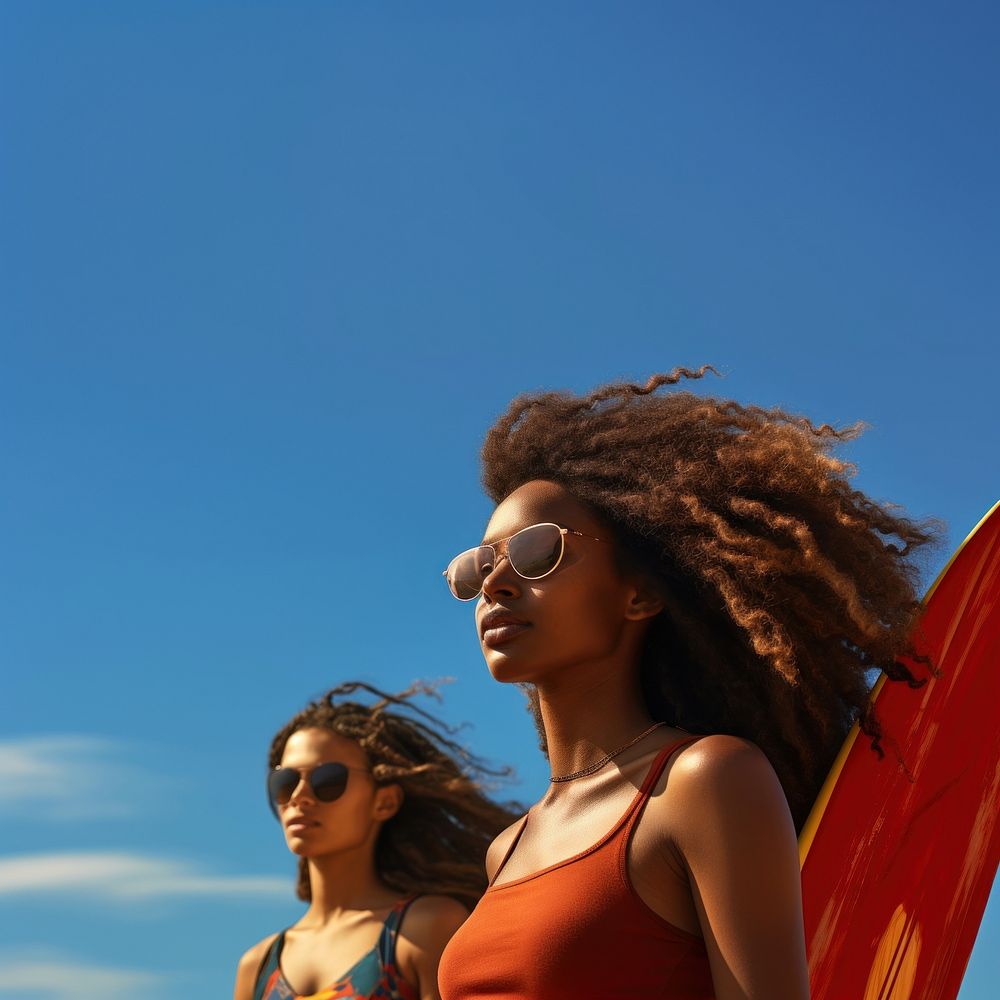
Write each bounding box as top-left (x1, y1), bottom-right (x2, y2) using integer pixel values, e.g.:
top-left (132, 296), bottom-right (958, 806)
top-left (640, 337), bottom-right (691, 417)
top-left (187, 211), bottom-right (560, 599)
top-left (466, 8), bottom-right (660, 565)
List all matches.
top-left (287, 776), bottom-right (315, 808)
top-left (480, 553), bottom-right (521, 603)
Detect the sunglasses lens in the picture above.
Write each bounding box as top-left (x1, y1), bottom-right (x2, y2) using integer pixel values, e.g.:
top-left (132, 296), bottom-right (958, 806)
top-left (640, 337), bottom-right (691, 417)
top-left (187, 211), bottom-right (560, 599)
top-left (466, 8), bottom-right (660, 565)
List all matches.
top-left (508, 523), bottom-right (563, 579)
top-left (267, 763), bottom-right (352, 816)
top-left (267, 769), bottom-right (300, 812)
top-left (447, 546), bottom-right (495, 600)
top-left (309, 762), bottom-right (349, 803)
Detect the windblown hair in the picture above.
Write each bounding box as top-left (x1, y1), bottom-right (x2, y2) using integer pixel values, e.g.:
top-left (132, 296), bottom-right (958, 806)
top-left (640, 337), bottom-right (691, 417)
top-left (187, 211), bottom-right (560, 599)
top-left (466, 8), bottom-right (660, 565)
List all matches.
top-left (481, 367), bottom-right (941, 830)
top-left (269, 681), bottom-right (521, 908)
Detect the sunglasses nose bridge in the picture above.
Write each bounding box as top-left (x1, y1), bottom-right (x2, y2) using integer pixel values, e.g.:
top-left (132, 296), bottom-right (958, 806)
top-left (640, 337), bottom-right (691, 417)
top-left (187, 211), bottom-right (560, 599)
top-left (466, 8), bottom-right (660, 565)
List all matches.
top-left (284, 771), bottom-right (314, 807)
top-left (480, 548), bottom-right (521, 601)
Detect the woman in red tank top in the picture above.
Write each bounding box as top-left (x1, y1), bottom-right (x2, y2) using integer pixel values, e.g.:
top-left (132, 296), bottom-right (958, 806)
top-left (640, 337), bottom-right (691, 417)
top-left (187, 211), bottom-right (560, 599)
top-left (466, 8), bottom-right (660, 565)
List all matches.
top-left (438, 368), bottom-right (937, 1000)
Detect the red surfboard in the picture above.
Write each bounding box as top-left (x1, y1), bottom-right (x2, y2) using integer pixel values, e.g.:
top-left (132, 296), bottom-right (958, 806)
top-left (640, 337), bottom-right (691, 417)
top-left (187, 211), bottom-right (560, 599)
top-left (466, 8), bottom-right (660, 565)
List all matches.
top-left (799, 501), bottom-right (1000, 1000)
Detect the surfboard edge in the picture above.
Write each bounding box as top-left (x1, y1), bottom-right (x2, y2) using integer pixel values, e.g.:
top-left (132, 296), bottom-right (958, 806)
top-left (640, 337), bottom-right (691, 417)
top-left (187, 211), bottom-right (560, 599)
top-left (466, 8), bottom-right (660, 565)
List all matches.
top-left (798, 684), bottom-right (880, 866)
top-left (797, 498), bottom-right (1000, 866)
top-left (922, 498), bottom-right (1000, 604)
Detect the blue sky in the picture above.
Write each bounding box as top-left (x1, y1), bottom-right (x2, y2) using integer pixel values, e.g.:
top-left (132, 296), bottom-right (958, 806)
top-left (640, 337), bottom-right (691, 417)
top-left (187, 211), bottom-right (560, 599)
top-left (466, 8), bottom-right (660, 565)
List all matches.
top-left (1, 2), bottom-right (997, 997)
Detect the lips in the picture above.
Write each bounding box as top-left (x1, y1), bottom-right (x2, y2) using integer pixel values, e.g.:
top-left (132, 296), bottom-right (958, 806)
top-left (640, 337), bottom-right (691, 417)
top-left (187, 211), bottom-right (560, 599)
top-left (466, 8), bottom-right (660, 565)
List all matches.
top-left (479, 608), bottom-right (532, 648)
top-left (285, 814), bottom-right (319, 833)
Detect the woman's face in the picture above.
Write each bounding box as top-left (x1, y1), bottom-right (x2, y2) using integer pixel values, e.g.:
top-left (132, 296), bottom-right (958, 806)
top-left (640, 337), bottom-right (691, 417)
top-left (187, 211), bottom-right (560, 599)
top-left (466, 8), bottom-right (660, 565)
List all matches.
top-left (474, 479), bottom-right (658, 686)
top-left (275, 727), bottom-right (399, 859)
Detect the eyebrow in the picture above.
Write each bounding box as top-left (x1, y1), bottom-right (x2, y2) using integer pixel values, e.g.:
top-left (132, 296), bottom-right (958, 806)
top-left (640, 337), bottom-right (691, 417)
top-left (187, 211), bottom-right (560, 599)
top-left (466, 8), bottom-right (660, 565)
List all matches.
top-left (480, 529), bottom-right (513, 547)
top-left (277, 759), bottom-right (363, 770)
top-left (479, 522), bottom-right (571, 547)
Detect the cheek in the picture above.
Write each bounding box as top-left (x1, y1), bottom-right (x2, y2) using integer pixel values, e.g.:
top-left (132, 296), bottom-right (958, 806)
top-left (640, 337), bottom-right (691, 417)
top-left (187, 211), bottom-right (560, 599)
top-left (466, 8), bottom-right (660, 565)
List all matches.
top-left (546, 588), bottom-right (627, 653)
top-left (283, 791), bottom-right (376, 853)
top-left (483, 576), bottom-right (629, 673)
top-left (323, 789), bottom-right (377, 828)
top-left (545, 570), bottom-right (627, 628)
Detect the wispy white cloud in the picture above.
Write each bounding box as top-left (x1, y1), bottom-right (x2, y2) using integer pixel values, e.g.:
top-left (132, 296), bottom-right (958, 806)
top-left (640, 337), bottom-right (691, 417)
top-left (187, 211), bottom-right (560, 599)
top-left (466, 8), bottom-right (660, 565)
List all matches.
top-left (0, 851), bottom-right (289, 902)
top-left (0, 948), bottom-right (164, 1000)
top-left (0, 735), bottom-right (163, 821)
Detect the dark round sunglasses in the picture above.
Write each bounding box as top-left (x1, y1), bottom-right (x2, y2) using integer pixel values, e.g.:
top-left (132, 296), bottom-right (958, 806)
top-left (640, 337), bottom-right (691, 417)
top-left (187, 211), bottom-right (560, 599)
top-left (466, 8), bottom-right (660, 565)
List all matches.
top-left (443, 521), bottom-right (608, 601)
top-left (266, 761), bottom-right (371, 818)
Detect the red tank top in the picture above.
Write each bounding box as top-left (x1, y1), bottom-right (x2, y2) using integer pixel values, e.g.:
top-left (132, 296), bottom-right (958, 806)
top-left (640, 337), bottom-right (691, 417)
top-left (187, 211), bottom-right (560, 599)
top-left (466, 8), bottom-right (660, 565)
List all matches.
top-left (438, 737), bottom-right (715, 999)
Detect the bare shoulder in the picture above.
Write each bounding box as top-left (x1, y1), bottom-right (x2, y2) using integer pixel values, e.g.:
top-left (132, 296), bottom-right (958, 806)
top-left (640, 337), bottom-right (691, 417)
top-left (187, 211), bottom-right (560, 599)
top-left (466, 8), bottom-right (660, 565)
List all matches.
top-left (666, 734), bottom-right (796, 860)
top-left (485, 812), bottom-right (528, 881)
top-left (670, 733), bottom-right (781, 788)
top-left (660, 737), bottom-right (809, 997)
top-left (237, 932), bottom-right (279, 972)
top-left (395, 895), bottom-right (470, 997)
top-left (400, 894), bottom-right (469, 944)
top-left (233, 933), bottom-right (279, 1000)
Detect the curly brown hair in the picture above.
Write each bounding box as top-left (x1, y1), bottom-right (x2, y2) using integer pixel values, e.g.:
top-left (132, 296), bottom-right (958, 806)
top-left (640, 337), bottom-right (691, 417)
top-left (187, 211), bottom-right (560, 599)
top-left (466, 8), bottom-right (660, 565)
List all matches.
top-left (268, 681), bottom-right (522, 909)
top-left (480, 367), bottom-right (941, 829)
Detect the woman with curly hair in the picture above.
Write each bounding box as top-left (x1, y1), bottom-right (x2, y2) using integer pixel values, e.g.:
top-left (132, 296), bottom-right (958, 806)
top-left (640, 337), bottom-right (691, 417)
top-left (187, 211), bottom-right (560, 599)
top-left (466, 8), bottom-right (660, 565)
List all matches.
top-left (436, 368), bottom-right (938, 1000)
top-left (234, 682), bottom-right (519, 1000)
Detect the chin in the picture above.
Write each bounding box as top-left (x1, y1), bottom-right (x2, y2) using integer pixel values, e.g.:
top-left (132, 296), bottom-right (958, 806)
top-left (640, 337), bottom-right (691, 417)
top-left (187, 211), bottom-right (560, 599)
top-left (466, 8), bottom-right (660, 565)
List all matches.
top-left (483, 648), bottom-right (543, 685)
top-left (285, 832), bottom-right (329, 857)
top-left (486, 662), bottom-right (527, 685)
top-left (289, 842), bottom-right (334, 861)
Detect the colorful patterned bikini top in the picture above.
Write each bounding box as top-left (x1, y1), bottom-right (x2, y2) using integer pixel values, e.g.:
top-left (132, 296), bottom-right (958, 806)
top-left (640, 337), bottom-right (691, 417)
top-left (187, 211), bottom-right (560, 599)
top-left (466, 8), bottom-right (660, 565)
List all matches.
top-left (253, 897), bottom-right (418, 1000)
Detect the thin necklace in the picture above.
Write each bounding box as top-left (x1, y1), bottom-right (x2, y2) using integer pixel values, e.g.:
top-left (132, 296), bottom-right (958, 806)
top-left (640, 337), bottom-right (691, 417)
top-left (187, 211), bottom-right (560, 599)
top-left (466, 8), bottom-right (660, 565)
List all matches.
top-left (550, 721), bottom-right (667, 783)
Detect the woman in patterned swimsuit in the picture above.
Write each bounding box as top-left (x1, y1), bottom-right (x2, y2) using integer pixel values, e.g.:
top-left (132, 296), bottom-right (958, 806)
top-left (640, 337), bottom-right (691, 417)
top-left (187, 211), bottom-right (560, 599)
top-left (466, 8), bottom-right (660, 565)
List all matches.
top-left (234, 682), bottom-right (518, 1000)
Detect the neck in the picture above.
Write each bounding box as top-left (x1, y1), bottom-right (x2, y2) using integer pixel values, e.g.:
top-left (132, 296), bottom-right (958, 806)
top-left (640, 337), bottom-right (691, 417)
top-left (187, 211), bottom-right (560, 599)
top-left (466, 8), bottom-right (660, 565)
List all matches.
top-left (535, 657), bottom-right (655, 781)
top-left (301, 840), bottom-right (399, 922)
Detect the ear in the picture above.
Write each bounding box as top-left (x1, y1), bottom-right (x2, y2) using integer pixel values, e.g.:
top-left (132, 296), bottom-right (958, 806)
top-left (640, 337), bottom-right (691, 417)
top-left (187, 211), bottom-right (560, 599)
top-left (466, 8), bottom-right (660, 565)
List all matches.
top-left (372, 783), bottom-right (404, 822)
top-left (624, 578), bottom-right (665, 622)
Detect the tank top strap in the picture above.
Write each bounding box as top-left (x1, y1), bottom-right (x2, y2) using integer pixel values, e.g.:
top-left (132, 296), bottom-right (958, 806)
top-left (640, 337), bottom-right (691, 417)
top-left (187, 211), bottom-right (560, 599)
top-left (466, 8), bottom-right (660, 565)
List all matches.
top-left (376, 896), bottom-right (418, 969)
top-left (251, 931), bottom-right (285, 1000)
top-left (488, 814), bottom-right (530, 887)
top-left (618, 734), bottom-right (701, 838)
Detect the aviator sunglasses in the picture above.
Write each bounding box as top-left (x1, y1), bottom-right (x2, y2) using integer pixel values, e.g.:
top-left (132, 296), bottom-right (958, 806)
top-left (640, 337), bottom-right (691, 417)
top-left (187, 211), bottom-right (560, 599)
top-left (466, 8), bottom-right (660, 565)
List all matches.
top-left (266, 762), bottom-right (371, 818)
top-left (443, 521), bottom-right (608, 601)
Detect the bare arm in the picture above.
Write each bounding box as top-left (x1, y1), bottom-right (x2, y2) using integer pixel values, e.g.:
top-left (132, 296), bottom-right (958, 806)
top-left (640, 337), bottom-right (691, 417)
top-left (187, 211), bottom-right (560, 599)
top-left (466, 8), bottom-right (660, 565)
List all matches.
top-left (671, 736), bottom-right (809, 1000)
top-left (233, 935), bottom-right (278, 1000)
top-left (396, 895), bottom-right (470, 1000)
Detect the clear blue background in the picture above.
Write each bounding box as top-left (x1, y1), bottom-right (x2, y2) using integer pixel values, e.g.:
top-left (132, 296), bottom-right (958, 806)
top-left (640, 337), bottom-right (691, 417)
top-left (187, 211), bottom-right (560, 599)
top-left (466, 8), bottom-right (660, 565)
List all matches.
top-left (1, 2), bottom-right (997, 997)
